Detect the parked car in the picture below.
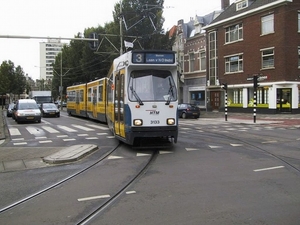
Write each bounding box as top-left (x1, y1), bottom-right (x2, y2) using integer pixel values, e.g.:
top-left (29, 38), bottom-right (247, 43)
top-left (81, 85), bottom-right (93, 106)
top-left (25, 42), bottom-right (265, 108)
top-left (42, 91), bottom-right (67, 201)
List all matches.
top-left (177, 103), bottom-right (200, 119)
top-left (6, 103), bottom-right (15, 117)
top-left (40, 103), bottom-right (60, 117)
top-left (13, 99), bottom-right (41, 123)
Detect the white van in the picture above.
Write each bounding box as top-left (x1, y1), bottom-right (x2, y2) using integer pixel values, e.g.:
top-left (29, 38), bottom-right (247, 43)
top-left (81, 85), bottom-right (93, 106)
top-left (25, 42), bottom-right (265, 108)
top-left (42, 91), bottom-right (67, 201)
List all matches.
top-left (13, 99), bottom-right (42, 123)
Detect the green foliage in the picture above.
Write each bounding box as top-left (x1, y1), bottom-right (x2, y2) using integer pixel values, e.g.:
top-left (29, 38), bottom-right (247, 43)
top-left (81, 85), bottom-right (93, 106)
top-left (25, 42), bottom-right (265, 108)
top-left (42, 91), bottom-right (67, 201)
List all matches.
top-left (0, 61), bottom-right (27, 96)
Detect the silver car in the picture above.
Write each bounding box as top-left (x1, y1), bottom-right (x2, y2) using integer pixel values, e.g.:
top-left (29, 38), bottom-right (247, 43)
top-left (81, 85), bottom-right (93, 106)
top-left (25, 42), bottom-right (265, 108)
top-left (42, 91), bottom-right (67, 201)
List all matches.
top-left (14, 99), bottom-right (42, 123)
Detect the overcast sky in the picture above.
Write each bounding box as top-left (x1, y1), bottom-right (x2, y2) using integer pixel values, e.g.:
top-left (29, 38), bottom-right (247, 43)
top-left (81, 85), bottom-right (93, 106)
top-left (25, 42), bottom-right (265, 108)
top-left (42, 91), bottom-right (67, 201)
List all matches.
top-left (0, 0), bottom-right (232, 81)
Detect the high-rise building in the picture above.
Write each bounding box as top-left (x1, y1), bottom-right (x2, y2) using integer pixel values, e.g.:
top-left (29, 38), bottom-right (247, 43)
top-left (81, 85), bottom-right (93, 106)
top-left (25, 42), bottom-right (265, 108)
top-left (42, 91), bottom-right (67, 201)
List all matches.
top-left (39, 39), bottom-right (65, 81)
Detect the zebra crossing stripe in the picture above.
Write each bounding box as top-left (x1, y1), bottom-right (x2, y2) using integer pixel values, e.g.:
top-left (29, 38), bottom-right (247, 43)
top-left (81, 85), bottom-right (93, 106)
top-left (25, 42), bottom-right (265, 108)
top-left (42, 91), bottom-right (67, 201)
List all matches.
top-left (57, 125), bottom-right (77, 132)
top-left (9, 128), bottom-right (21, 136)
top-left (72, 124), bottom-right (94, 131)
top-left (42, 126), bottom-right (60, 133)
top-left (86, 124), bottom-right (109, 130)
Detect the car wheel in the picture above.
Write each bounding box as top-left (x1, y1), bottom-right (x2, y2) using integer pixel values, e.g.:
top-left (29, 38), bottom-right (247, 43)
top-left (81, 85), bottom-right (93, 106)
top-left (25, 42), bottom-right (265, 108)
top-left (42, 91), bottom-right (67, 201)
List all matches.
top-left (38, 119), bottom-right (41, 123)
top-left (182, 112), bottom-right (186, 119)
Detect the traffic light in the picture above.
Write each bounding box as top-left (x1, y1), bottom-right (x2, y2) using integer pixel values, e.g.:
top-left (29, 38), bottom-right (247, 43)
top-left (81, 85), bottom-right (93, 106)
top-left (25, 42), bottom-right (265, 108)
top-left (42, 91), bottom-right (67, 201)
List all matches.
top-left (253, 75), bottom-right (259, 89)
top-left (222, 83), bottom-right (228, 91)
top-left (89, 32), bottom-right (98, 51)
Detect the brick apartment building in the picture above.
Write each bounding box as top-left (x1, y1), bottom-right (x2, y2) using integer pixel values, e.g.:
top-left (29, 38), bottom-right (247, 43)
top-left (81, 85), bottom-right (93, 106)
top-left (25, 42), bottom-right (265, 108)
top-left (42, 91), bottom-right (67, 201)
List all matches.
top-left (204, 0), bottom-right (300, 113)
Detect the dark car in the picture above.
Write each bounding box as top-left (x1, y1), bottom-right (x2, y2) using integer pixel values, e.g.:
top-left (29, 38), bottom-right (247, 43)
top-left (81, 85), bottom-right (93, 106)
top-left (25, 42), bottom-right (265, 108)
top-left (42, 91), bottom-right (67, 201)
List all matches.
top-left (177, 103), bottom-right (200, 119)
top-left (6, 103), bottom-right (15, 117)
top-left (40, 103), bottom-right (60, 117)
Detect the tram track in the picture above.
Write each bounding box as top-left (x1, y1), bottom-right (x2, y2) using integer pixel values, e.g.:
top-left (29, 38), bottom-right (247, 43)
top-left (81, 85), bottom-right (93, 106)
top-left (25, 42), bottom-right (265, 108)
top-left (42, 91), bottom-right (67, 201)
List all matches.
top-left (179, 124), bottom-right (300, 175)
top-left (0, 143), bottom-right (159, 224)
top-left (0, 144), bottom-right (121, 214)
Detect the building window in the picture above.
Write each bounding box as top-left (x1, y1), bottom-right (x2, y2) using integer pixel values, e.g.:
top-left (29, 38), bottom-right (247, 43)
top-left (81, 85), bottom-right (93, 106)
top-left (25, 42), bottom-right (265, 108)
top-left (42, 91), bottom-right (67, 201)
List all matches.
top-left (298, 12), bottom-right (300, 32)
top-left (257, 88), bottom-right (269, 104)
top-left (236, 0), bottom-right (248, 11)
top-left (208, 31), bottom-right (218, 86)
top-left (225, 54), bottom-right (243, 73)
top-left (261, 48), bottom-right (274, 69)
top-left (261, 14), bottom-right (274, 35)
top-left (298, 47), bottom-right (300, 68)
top-left (233, 89), bottom-right (243, 104)
top-left (225, 23), bottom-right (243, 43)
top-left (189, 53), bottom-right (195, 72)
top-left (199, 51), bottom-right (206, 71)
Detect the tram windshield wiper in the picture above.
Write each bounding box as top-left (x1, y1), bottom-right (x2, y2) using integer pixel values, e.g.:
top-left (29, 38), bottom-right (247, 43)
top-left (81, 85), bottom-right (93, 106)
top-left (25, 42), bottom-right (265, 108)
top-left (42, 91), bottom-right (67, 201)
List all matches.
top-left (130, 86), bottom-right (144, 105)
top-left (165, 77), bottom-right (175, 105)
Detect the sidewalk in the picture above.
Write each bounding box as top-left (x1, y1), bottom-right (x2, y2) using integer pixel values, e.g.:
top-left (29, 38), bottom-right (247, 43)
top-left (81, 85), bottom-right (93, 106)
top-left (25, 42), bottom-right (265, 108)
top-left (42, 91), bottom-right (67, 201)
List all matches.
top-left (0, 108), bottom-right (299, 172)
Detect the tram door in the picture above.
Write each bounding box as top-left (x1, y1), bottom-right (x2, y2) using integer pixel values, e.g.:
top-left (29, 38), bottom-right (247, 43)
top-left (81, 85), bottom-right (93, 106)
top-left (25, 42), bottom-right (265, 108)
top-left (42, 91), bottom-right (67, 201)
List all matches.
top-left (75, 90), bottom-right (82, 115)
top-left (210, 91), bottom-right (220, 111)
top-left (92, 86), bottom-right (97, 118)
top-left (114, 71), bottom-right (125, 138)
top-left (277, 88), bottom-right (291, 112)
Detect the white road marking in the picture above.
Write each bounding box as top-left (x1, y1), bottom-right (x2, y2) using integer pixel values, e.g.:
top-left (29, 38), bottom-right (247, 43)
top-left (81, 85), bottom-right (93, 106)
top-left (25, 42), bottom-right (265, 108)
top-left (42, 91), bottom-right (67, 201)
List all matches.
top-left (97, 133), bottom-right (108, 135)
top-left (185, 148), bottom-right (200, 151)
top-left (85, 137), bottom-right (98, 140)
top-left (57, 125), bottom-right (77, 132)
top-left (262, 140), bottom-right (278, 144)
top-left (35, 136), bottom-right (47, 139)
top-left (126, 191), bottom-right (136, 195)
top-left (86, 124), bottom-right (109, 130)
top-left (63, 138), bottom-right (76, 141)
top-left (39, 140), bottom-right (52, 143)
top-left (9, 128), bottom-right (21, 136)
top-left (230, 143), bottom-right (243, 146)
top-left (78, 195), bottom-right (110, 202)
top-left (26, 127), bottom-right (43, 135)
top-left (12, 138), bottom-right (24, 141)
top-left (108, 156), bottom-right (124, 159)
top-left (13, 142), bottom-right (27, 145)
top-left (57, 135), bottom-right (68, 138)
top-left (72, 124), bottom-right (94, 131)
top-left (254, 166), bottom-right (285, 172)
top-left (208, 145), bottom-right (222, 149)
top-left (159, 151), bottom-right (173, 154)
top-left (77, 134), bottom-right (88, 136)
top-left (42, 126), bottom-right (60, 133)
top-left (137, 153), bottom-right (151, 156)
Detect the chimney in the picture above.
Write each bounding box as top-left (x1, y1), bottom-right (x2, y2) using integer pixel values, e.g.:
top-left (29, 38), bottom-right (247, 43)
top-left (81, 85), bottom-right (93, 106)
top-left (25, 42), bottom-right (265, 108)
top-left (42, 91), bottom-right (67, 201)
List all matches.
top-left (221, 0), bottom-right (230, 10)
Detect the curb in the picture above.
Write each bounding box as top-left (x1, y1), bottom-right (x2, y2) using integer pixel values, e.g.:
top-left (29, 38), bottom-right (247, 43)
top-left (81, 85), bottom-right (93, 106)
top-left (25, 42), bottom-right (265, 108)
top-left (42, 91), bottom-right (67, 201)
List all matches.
top-left (43, 144), bottom-right (98, 164)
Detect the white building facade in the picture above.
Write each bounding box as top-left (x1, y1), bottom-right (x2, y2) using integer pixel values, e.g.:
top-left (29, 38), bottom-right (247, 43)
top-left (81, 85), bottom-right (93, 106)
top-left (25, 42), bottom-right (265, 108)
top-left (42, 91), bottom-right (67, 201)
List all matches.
top-left (39, 39), bottom-right (65, 81)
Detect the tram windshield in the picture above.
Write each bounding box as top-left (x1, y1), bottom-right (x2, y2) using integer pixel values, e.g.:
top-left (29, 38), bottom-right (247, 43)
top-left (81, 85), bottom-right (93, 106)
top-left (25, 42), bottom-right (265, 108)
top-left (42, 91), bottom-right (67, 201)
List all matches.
top-left (129, 70), bottom-right (177, 103)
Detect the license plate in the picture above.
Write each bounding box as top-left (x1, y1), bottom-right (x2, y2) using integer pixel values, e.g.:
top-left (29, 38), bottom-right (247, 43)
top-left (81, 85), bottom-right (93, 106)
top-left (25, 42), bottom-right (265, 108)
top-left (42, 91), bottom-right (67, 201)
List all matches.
top-left (27, 117), bottom-right (34, 119)
top-left (50, 112), bottom-right (55, 114)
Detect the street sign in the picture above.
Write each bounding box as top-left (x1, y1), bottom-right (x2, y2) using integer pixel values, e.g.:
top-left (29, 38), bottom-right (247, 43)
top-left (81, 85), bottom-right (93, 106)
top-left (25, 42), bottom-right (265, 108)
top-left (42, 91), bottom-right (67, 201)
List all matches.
top-left (258, 75), bottom-right (268, 81)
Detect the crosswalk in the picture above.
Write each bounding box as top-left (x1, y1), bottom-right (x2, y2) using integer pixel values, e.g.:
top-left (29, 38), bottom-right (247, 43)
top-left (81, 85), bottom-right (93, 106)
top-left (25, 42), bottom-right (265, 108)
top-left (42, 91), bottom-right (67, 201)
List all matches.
top-left (8, 123), bottom-right (113, 146)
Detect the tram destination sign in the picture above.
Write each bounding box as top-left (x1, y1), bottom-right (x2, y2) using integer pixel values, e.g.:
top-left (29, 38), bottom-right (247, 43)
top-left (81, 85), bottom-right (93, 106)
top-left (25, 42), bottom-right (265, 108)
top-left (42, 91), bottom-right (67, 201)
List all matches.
top-left (132, 52), bottom-right (175, 64)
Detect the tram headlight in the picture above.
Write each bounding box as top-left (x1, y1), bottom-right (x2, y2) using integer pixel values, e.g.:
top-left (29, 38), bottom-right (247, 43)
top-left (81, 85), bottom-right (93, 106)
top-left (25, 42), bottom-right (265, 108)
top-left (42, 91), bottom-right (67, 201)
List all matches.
top-left (133, 119), bottom-right (143, 126)
top-left (167, 118), bottom-right (175, 125)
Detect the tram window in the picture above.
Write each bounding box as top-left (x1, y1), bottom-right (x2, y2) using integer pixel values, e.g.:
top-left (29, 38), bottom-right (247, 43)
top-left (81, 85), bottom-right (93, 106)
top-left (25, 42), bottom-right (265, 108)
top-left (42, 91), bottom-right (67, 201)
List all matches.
top-left (98, 86), bottom-right (103, 102)
top-left (128, 70), bottom-right (177, 102)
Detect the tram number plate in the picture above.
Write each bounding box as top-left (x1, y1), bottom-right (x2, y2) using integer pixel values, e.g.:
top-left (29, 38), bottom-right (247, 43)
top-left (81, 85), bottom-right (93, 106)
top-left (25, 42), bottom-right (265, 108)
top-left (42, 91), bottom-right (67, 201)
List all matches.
top-left (151, 120), bottom-right (160, 124)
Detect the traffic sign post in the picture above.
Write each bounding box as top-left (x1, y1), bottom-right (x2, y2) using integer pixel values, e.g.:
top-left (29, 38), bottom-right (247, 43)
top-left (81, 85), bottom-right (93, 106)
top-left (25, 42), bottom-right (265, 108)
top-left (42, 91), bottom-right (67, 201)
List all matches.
top-left (246, 74), bottom-right (268, 123)
top-left (222, 83), bottom-right (228, 121)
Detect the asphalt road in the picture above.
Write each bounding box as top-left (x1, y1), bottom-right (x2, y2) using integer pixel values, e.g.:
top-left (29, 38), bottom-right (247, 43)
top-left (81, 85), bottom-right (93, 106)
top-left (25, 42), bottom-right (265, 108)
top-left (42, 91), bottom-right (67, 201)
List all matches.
top-left (0, 110), bottom-right (300, 224)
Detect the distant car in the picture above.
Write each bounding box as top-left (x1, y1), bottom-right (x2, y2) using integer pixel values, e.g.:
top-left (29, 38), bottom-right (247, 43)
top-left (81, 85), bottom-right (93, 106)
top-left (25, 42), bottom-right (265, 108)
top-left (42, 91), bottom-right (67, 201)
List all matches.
top-left (40, 103), bottom-right (60, 117)
top-left (177, 103), bottom-right (200, 119)
top-left (57, 100), bottom-right (66, 108)
top-left (6, 103), bottom-right (15, 117)
top-left (14, 99), bottom-right (41, 123)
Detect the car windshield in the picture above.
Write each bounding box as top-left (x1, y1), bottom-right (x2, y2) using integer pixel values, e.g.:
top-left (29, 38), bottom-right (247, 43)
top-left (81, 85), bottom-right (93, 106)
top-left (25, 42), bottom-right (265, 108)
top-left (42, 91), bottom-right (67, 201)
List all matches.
top-left (128, 69), bottom-right (177, 103)
top-left (19, 103), bottom-right (39, 110)
top-left (43, 104), bottom-right (57, 109)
